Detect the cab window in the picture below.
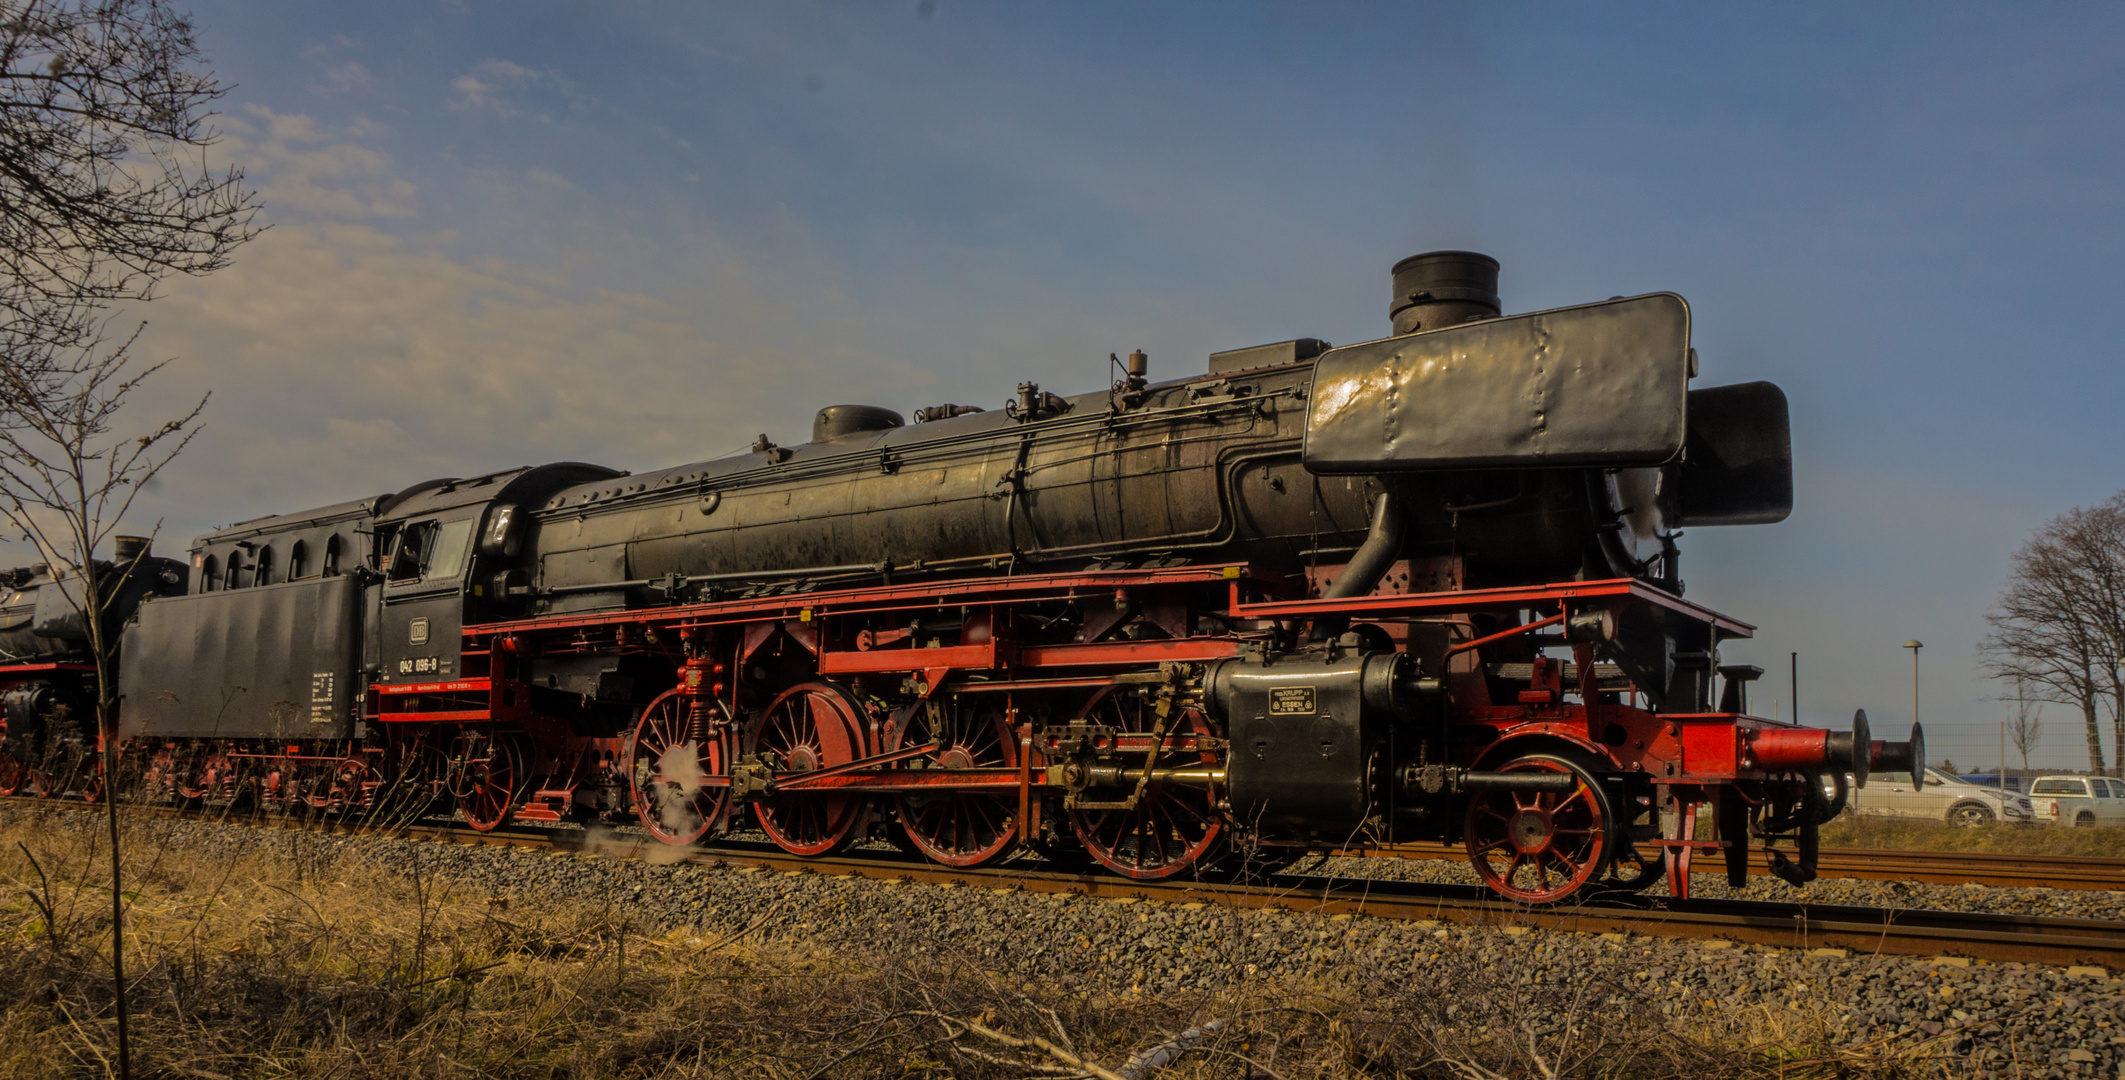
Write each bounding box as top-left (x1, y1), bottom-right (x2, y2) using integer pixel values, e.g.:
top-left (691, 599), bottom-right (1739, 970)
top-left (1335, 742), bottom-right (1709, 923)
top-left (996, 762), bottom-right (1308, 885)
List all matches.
top-left (386, 524), bottom-right (429, 582)
top-left (386, 520), bottom-right (474, 584)
top-left (425, 520), bottom-right (472, 580)
top-left (2032, 779), bottom-right (2087, 796)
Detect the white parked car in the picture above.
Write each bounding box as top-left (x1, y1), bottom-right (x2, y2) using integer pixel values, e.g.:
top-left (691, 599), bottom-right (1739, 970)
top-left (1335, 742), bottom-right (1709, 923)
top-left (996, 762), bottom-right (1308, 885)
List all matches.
top-left (1843, 767), bottom-right (2036, 826)
top-left (2027, 775), bottom-right (2125, 827)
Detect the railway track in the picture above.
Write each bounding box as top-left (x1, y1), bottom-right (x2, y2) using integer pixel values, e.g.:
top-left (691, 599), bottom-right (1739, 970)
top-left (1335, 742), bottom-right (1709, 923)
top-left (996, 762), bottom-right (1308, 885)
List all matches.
top-left (11, 796), bottom-right (2125, 969)
top-left (1375, 840), bottom-right (2125, 892)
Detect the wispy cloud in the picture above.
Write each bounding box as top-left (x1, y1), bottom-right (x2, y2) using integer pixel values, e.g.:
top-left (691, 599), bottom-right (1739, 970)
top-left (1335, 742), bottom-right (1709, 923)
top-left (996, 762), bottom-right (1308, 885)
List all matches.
top-left (133, 221), bottom-right (838, 527)
top-left (225, 105), bottom-right (415, 218)
top-left (449, 58), bottom-right (549, 116)
top-left (323, 61), bottom-right (371, 94)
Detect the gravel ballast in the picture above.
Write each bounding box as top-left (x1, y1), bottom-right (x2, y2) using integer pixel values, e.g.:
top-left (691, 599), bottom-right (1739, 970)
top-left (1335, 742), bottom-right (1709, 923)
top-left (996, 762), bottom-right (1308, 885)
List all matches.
top-left (21, 808), bottom-right (2124, 1077)
top-left (1304, 852), bottom-right (2125, 923)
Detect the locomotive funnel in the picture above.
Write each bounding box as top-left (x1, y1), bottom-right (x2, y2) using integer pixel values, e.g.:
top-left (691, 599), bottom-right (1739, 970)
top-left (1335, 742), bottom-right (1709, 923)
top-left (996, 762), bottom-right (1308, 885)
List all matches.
top-left (1390, 250), bottom-right (1500, 335)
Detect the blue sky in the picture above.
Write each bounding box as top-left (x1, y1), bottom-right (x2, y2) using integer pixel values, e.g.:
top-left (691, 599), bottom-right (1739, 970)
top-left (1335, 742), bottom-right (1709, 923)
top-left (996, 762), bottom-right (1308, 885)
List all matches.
top-left (113, 2), bottom-right (2125, 769)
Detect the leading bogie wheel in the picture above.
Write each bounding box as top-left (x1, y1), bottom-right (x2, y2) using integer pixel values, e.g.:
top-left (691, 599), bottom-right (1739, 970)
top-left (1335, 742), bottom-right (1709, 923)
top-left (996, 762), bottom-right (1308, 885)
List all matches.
top-left (1602, 840), bottom-right (1664, 893)
top-left (753, 682), bottom-right (868, 857)
top-left (1463, 752), bottom-right (1617, 904)
top-left (894, 700), bottom-right (1020, 868)
top-left (630, 689), bottom-right (733, 845)
top-left (1599, 780), bottom-right (1663, 894)
top-left (1066, 685), bottom-right (1227, 881)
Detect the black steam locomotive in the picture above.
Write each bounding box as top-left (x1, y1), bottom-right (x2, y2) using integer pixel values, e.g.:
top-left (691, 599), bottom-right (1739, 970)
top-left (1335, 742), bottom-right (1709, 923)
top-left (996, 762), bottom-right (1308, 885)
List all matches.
top-left (0, 252), bottom-right (1917, 904)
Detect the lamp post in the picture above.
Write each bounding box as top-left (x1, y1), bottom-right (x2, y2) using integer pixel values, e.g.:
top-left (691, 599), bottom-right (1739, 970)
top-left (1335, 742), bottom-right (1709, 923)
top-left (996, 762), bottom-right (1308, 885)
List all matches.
top-left (1903, 639), bottom-right (1923, 749)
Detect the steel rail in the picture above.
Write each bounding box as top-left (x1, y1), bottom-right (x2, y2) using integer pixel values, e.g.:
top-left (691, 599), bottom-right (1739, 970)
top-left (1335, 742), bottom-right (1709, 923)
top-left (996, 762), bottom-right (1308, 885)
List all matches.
top-left (1370, 840), bottom-right (2125, 892)
top-left (8, 796), bottom-right (2123, 967)
top-left (427, 827), bottom-right (2125, 968)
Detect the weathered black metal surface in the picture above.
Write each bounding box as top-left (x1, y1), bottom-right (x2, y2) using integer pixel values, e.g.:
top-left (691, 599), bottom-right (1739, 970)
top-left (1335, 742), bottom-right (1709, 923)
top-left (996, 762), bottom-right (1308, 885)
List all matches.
top-left (1207, 338), bottom-right (1329, 375)
top-left (0, 553), bottom-right (185, 665)
top-left (1672, 380), bottom-right (1793, 526)
top-left (119, 574), bottom-right (362, 739)
top-left (524, 363), bottom-right (1384, 613)
top-left (812, 404), bottom-right (905, 442)
top-left (1303, 293), bottom-right (1692, 474)
top-left (1211, 650), bottom-right (1408, 835)
top-left (1389, 250), bottom-right (1500, 336)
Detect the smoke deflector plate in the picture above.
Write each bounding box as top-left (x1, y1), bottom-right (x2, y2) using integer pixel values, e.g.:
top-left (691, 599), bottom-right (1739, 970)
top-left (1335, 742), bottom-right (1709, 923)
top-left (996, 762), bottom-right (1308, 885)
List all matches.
top-left (1302, 292), bottom-right (1691, 473)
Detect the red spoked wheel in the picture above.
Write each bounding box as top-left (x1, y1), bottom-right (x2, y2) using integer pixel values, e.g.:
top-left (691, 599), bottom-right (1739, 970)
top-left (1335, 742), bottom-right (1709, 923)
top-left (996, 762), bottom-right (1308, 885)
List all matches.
top-left (324, 757), bottom-right (377, 813)
top-left (1464, 753), bottom-right (1616, 904)
top-left (273, 766), bottom-right (314, 818)
top-left (894, 700), bottom-right (1019, 868)
top-left (630, 689), bottom-right (733, 845)
top-left (375, 733), bottom-right (452, 820)
top-left (137, 748), bottom-right (179, 806)
top-left (1601, 781), bottom-right (1664, 894)
top-left (0, 750), bottom-right (25, 797)
top-left (1066, 687), bottom-right (1227, 881)
top-left (753, 682), bottom-right (868, 857)
top-left (177, 751), bottom-right (232, 807)
top-left (78, 749), bottom-right (130, 804)
top-left (379, 737), bottom-right (451, 820)
top-left (457, 733), bottom-right (525, 832)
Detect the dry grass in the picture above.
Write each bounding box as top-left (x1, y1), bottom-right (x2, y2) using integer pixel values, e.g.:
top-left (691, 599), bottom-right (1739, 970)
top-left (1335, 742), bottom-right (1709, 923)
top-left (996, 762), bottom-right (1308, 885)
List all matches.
top-left (1822, 813), bottom-right (2125, 857)
top-left (0, 813), bottom-right (1950, 1079)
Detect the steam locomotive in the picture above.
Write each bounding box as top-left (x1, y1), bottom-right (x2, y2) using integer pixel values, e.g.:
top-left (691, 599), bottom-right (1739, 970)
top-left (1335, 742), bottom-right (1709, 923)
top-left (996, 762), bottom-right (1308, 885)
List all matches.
top-left (0, 251), bottom-right (1920, 903)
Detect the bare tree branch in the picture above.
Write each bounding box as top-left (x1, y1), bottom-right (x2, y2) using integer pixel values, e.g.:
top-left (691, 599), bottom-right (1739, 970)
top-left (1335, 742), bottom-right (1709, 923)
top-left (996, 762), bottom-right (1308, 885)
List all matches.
top-left (0, 0), bottom-right (261, 399)
top-left (0, 8), bottom-right (257, 1079)
top-left (2007, 678), bottom-right (2041, 776)
top-left (1981, 498), bottom-right (2125, 775)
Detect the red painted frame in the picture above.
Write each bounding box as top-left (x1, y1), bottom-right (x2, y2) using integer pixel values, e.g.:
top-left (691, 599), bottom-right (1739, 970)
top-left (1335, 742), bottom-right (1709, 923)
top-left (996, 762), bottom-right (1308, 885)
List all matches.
top-left (352, 564), bottom-right (1818, 843)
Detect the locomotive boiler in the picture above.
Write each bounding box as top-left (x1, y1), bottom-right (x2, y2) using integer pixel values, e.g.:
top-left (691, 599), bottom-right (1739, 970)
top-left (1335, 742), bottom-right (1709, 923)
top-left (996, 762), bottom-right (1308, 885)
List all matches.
top-left (0, 250), bottom-right (1920, 904)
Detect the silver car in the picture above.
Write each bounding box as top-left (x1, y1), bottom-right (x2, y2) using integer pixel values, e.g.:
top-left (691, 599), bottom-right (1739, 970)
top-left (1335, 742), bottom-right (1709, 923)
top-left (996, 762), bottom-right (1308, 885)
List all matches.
top-left (2028, 775), bottom-right (2125, 827)
top-left (1844, 767), bottom-right (2036, 826)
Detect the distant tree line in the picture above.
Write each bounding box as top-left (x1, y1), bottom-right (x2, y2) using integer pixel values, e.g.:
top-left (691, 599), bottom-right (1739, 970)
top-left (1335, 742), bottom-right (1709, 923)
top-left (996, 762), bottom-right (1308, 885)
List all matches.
top-left (1982, 494), bottom-right (2125, 776)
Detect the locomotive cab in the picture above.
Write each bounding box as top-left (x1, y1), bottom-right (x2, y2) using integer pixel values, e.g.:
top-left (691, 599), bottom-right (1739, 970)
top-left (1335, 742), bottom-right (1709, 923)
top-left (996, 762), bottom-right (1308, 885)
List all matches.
top-left (367, 463), bottom-right (620, 694)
